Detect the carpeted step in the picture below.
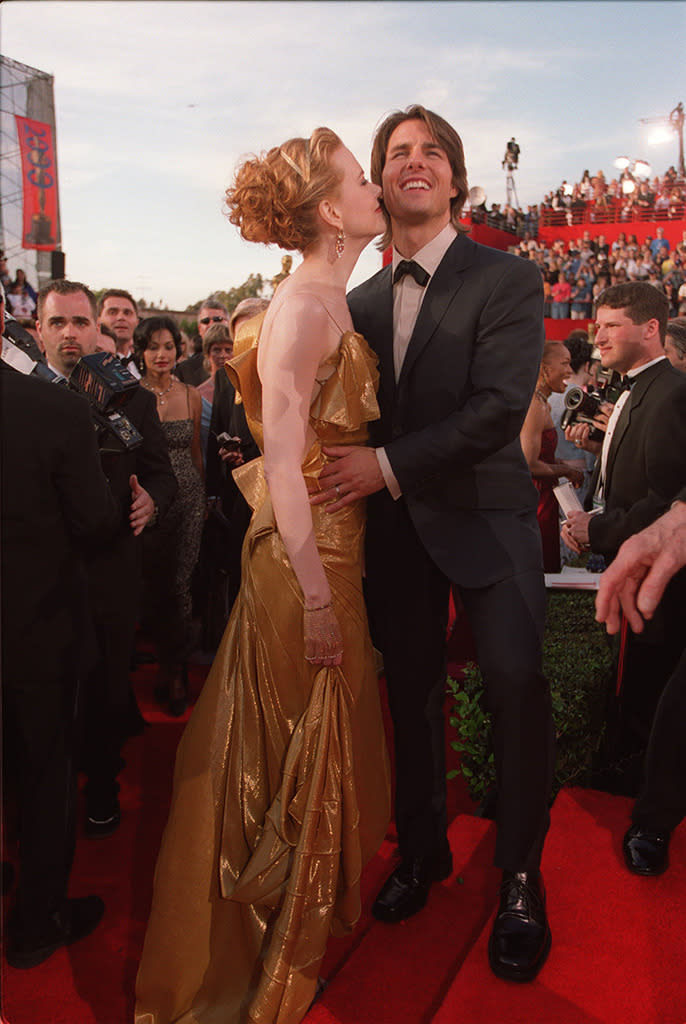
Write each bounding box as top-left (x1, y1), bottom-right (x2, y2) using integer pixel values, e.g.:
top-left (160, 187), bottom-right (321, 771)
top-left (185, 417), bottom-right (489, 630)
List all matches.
top-left (306, 813), bottom-right (499, 1023)
top-left (432, 787), bottom-right (686, 1024)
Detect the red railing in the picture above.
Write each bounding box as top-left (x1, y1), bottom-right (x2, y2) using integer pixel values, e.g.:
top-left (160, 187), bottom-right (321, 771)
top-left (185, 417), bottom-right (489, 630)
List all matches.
top-left (540, 201), bottom-right (685, 227)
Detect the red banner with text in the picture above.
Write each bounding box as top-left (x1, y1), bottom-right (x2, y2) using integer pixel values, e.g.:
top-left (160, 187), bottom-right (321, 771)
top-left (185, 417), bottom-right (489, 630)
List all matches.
top-left (14, 115), bottom-right (60, 251)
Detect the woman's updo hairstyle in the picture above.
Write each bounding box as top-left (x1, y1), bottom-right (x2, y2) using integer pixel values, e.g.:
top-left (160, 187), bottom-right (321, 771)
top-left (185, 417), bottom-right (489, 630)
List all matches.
top-left (225, 127), bottom-right (344, 253)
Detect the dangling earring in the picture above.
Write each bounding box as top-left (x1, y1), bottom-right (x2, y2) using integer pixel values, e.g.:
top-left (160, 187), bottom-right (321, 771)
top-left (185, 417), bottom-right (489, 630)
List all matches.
top-left (335, 229), bottom-right (345, 259)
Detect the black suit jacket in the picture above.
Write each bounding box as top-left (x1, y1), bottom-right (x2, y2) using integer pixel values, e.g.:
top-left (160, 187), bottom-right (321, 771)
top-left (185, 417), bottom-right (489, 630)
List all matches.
top-left (176, 351), bottom-right (209, 388)
top-left (206, 368), bottom-right (260, 510)
top-left (589, 358), bottom-right (686, 560)
top-left (348, 233), bottom-right (545, 587)
top-left (0, 364), bottom-right (120, 686)
top-left (85, 385), bottom-right (177, 623)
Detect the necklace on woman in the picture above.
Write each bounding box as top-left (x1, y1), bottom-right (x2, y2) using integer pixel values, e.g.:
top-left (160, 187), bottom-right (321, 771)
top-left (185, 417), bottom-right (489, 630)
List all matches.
top-left (535, 388), bottom-right (549, 407)
top-left (142, 377), bottom-right (175, 406)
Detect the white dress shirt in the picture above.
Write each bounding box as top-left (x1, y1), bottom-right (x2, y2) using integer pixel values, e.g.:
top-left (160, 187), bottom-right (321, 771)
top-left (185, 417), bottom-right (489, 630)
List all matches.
top-left (597, 355), bottom-right (667, 500)
top-left (376, 223), bottom-right (458, 498)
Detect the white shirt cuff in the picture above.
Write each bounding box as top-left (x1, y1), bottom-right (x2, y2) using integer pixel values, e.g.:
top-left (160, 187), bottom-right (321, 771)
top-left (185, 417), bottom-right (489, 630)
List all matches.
top-left (376, 447), bottom-right (402, 500)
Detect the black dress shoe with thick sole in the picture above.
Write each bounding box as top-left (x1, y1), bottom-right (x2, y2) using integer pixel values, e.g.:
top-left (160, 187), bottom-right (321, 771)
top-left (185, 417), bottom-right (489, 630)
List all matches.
top-left (623, 824), bottom-right (670, 876)
top-left (488, 871), bottom-right (551, 983)
top-left (372, 849), bottom-right (453, 923)
top-left (6, 895), bottom-right (105, 969)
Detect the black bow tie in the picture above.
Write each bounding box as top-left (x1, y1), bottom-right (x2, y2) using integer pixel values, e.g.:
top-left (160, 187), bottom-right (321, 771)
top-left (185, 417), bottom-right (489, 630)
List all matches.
top-left (620, 375), bottom-right (635, 391)
top-left (393, 259), bottom-right (430, 287)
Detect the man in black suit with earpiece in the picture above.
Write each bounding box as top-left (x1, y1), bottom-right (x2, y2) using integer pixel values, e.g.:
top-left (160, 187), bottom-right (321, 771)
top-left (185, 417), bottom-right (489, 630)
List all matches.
top-left (314, 105), bottom-right (554, 982)
top-left (1, 286), bottom-right (122, 967)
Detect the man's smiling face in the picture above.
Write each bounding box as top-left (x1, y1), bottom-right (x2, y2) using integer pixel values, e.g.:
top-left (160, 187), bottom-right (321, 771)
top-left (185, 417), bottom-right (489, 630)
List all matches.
top-left (381, 118), bottom-right (457, 233)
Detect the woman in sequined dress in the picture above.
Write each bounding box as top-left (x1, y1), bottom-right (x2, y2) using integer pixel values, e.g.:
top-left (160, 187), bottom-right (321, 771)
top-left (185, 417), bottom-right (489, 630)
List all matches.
top-left (134, 315), bottom-right (205, 715)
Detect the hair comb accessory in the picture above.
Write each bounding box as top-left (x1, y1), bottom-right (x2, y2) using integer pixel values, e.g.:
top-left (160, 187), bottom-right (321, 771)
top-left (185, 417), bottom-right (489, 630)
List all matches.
top-left (280, 147), bottom-right (310, 184)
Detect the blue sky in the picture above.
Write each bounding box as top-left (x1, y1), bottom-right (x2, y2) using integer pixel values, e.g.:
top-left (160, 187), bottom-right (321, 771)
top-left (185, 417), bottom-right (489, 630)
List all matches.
top-left (2, 0), bottom-right (684, 309)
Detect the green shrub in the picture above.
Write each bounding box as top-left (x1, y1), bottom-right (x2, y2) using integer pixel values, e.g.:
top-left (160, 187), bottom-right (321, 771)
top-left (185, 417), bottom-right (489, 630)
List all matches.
top-left (447, 589), bottom-right (615, 805)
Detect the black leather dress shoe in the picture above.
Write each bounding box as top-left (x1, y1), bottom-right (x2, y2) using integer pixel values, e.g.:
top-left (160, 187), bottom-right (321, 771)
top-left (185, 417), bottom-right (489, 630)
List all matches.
top-left (372, 849), bottom-right (453, 923)
top-left (488, 871), bottom-right (551, 983)
top-left (6, 895), bottom-right (105, 969)
top-left (623, 824), bottom-right (670, 876)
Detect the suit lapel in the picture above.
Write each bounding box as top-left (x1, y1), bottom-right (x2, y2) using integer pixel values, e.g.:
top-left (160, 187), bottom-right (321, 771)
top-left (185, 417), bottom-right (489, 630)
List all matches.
top-left (397, 234), bottom-right (473, 392)
top-left (605, 360), bottom-right (668, 494)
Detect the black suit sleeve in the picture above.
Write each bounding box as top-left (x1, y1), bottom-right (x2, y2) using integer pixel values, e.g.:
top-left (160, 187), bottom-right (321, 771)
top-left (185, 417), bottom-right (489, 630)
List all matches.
top-left (589, 384), bottom-right (686, 556)
top-left (205, 370), bottom-right (235, 499)
top-left (386, 257), bottom-right (544, 494)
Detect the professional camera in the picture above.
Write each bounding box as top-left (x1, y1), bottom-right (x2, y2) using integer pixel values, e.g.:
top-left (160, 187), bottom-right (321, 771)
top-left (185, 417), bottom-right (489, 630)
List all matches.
top-left (560, 367), bottom-right (624, 442)
top-left (70, 352), bottom-right (142, 451)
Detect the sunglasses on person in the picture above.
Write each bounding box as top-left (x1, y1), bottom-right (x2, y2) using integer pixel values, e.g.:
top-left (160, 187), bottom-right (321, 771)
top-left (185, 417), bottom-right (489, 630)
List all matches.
top-left (200, 315), bottom-right (226, 325)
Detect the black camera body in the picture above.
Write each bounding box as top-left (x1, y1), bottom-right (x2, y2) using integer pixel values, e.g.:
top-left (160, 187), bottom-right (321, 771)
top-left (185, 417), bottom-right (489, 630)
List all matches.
top-left (560, 368), bottom-right (623, 442)
top-left (216, 431), bottom-right (241, 453)
top-left (69, 352), bottom-right (142, 451)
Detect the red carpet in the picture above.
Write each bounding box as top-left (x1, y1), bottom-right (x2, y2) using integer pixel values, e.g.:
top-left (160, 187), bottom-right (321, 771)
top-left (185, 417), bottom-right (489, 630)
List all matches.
top-left (3, 653), bottom-right (686, 1024)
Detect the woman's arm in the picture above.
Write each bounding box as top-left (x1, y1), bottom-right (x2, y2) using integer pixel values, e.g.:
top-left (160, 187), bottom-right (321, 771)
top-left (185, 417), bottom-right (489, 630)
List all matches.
top-left (259, 294), bottom-right (343, 663)
top-left (521, 397), bottom-right (584, 485)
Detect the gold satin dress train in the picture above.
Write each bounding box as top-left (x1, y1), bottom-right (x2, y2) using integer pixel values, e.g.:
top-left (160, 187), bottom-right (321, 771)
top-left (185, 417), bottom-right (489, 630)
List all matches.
top-left (135, 318), bottom-right (391, 1024)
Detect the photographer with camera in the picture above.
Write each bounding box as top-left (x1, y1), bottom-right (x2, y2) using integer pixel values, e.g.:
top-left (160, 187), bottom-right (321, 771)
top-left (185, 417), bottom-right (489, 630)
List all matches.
top-left (502, 137), bottom-right (520, 171)
top-left (36, 279), bottom-right (177, 838)
top-left (562, 282), bottom-right (686, 794)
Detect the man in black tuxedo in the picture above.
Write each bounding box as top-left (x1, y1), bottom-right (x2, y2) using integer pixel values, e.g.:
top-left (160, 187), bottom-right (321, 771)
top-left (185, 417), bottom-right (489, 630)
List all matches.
top-left (563, 282), bottom-right (686, 794)
top-left (1, 287), bottom-right (122, 966)
top-left (315, 105), bottom-right (554, 982)
top-left (97, 288), bottom-right (140, 376)
top-left (36, 279), bottom-right (177, 837)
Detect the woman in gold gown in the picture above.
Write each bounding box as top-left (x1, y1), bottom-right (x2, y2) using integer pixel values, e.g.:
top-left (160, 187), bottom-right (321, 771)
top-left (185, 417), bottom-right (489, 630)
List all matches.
top-left (135, 128), bottom-right (391, 1024)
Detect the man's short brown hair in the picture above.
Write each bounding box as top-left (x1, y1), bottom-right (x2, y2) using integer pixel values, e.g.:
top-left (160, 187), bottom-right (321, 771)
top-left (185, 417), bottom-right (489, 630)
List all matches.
top-left (594, 282), bottom-right (669, 344)
top-left (97, 288), bottom-right (138, 316)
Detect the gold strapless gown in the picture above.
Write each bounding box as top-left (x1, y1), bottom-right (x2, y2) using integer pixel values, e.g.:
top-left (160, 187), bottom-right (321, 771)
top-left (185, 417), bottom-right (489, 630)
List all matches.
top-left (135, 316), bottom-right (391, 1024)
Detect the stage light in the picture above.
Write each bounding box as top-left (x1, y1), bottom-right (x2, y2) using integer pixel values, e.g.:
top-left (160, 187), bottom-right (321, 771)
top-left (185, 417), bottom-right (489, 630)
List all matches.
top-left (647, 125), bottom-right (673, 146)
top-left (633, 160), bottom-right (652, 179)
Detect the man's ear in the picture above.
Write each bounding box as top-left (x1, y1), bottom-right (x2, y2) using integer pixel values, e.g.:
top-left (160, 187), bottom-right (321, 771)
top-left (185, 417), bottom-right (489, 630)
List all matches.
top-left (644, 317), bottom-right (661, 342)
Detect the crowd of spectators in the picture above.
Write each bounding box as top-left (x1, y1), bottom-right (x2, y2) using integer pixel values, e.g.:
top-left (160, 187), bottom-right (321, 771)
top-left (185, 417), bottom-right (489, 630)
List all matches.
top-left (540, 164), bottom-right (686, 226)
top-left (469, 163), bottom-right (686, 238)
top-left (511, 227), bottom-right (686, 319)
top-left (0, 252), bottom-right (38, 325)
